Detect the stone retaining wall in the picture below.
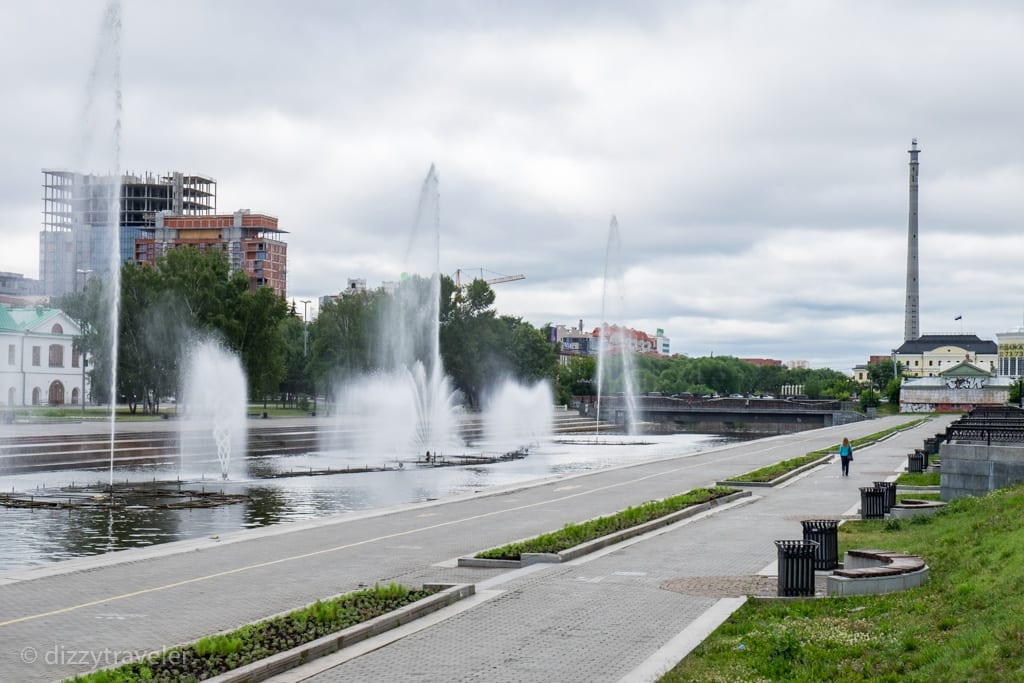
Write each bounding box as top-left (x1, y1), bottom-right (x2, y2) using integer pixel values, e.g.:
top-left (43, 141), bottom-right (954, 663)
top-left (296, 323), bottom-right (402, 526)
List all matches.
top-left (941, 442), bottom-right (1024, 500)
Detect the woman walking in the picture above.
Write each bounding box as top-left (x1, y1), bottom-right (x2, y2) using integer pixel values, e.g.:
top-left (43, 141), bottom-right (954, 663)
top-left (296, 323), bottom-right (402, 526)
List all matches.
top-left (839, 437), bottom-right (854, 477)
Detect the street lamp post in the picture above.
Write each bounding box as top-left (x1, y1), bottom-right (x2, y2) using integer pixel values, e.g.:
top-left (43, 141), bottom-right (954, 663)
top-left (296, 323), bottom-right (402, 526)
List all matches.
top-left (300, 300), bottom-right (313, 415)
top-left (74, 269), bottom-right (92, 415)
top-left (75, 268), bottom-right (93, 294)
top-left (81, 355), bottom-right (87, 415)
top-left (301, 300), bottom-right (311, 356)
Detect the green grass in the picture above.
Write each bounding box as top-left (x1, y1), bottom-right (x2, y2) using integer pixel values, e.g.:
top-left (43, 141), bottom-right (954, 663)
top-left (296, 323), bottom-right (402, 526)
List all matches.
top-left (246, 405), bottom-right (317, 417)
top-left (64, 583), bottom-right (434, 683)
top-left (475, 486), bottom-right (738, 560)
top-left (660, 483), bottom-right (1024, 682)
top-left (896, 472), bottom-right (940, 487)
top-left (728, 453), bottom-right (826, 483)
top-left (726, 419), bottom-right (929, 484)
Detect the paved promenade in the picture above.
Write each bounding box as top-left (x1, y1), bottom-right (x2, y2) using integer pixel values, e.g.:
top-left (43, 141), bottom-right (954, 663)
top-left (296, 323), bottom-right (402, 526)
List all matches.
top-left (0, 416), bottom-right (952, 682)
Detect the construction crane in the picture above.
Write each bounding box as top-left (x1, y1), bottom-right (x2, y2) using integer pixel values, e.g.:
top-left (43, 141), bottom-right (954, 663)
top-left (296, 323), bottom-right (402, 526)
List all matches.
top-left (453, 268), bottom-right (525, 290)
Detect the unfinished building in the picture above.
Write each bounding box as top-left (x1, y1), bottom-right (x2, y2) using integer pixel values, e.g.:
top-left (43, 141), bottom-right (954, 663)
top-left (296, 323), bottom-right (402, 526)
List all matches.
top-left (40, 170), bottom-right (217, 297)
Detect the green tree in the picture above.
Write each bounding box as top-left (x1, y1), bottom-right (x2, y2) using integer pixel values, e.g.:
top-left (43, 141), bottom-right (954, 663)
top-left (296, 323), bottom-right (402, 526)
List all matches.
top-left (884, 377), bottom-right (902, 405)
top-left (117, 262), bottom-right (179, 413)
top-left (439, 277), bottom-right (557, 407)
top-left (1009, 379), bottom-right (1024, 407)
top-left (866, 358), bottom-right (900, 389)
top-left (60, 248), bottom-right (291, 411)
top-left (228, 285), bottom-right (289, 401)
top-left (279, 311), bottom-right (311, 400)
top-left (54, 278), bottom-right (110, 404)
top-left (439, 276), bottom-right (500, 407)
top-left (504, 318), bottom-right (559, 383)
top-left (307, 290), bottom-right (382, 397)
top-left (858, 386), bottom-right (881, 410)
top-left (554, 355), bottom-right (596, 404)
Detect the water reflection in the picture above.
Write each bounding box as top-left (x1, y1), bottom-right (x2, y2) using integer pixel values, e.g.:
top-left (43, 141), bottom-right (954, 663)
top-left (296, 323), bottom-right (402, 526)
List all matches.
top-left (0, 434), bottom-right (737, 570)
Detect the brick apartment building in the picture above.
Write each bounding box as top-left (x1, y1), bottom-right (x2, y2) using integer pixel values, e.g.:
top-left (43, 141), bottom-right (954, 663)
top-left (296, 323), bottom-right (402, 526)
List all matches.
top-left (135, 209), bottom-right (288, 296)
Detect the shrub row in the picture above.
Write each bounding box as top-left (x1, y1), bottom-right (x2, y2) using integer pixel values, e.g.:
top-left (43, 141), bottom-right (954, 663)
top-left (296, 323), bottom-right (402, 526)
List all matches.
top-left (475, 486), bottom-right (737, 560)
top-left (727, 418), bottom-right (929, 483)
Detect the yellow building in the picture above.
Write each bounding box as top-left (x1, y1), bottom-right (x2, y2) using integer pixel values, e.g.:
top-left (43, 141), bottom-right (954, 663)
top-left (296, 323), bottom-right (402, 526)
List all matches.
top-left (894, 335), bottom-right (997, 378)
top-left (996, 326), bottom-right (1024, 377)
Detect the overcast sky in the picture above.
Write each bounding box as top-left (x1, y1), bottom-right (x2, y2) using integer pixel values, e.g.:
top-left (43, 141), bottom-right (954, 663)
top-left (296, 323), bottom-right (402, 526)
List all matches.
top-left (2, 1), bottom-right (1023, 372)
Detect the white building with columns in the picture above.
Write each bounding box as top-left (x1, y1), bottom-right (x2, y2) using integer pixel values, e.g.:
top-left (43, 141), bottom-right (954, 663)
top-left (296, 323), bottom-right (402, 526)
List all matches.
top-left (0, 306), bottom-right (86, 407)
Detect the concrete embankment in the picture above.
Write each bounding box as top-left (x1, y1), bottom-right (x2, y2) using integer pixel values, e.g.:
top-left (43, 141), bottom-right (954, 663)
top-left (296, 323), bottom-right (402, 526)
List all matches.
top-left (0, 412), bottom-right (607, 474)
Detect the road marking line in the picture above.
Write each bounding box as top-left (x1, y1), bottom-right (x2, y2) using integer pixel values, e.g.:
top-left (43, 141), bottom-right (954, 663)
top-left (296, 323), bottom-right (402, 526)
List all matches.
top-left (0, 426), bottom-right (892, 628)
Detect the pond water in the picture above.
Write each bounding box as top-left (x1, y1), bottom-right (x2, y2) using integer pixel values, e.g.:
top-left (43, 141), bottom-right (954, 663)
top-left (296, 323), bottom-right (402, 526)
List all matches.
top-left (0, 433), bottom-right (739, 571)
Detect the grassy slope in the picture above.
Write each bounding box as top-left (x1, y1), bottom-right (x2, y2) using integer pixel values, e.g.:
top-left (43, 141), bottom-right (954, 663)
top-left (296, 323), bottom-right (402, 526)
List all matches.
top-left (662, 483), bottom-right (1024, 682)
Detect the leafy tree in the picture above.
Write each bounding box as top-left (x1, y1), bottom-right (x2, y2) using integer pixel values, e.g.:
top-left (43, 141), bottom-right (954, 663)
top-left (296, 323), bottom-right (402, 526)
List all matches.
top-left (308, 290), bottom-right (383, 398)
top-left (884, 377), bottom-right (902, 405)
top-left (279, 311), bottom-right (311, 400)
top-left (55, 278), bottom-right (110, 404)
top-left (858, 386), bottom-right (881, 410)
top-left (1009, 379), bottom-right (1024, 407)
top-left (439, 277), bottom-right (500, 407)
top-left (504, 318), bottom-right (559, 383)
top-left (117, 262), bottom-right (179, 413)
top-left (866, 358), bottom-right (900, 389)
top-left (439, 277), bottom-right (557, 407)
top-left (554, 355), bottom-right (596, 404)
top-left (58, 247), bottom-right (290, 411)
top-left (752, 363), bottom-right (789, 396)
top-left (228, 285), bottom-right (289, 401)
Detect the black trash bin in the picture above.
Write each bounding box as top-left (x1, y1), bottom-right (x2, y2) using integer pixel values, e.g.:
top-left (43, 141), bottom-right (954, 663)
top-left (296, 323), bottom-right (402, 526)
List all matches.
top-left (801, 519), bottom-right (839, 570)
top-left (860, 486), bottom-right (886, 519)
top-left (873, 481), bottom-right (897, 512)
top-left (775, 540), bottom-right (818, 597)
top-left (923, 437), bottom-right (938, 456)
top-left (907, 450), bottom-right (925, 473)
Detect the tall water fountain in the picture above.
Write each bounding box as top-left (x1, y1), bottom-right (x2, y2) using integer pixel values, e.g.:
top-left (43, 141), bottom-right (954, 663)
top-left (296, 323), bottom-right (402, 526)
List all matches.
top-left (334, 165), bottom-right (461, 456)
top-left (595, 216), bottom-right (639, 435)
top-left (482, 380), bottom-right (553, 454)
top-left (179, 340), bottom-right (248, 480)
top-left (75, 1), bottom-right (124, 487)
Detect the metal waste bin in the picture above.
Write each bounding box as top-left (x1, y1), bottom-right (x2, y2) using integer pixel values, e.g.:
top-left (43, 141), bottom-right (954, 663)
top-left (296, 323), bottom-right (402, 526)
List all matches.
top-left (860, 486), bottom-right (886, 519)
top-left (775, 540), bottom-right (818, 597)
top-left (907, 450), bottom-right (926, 473)
top-left (873, 481), bottom-right (897, 513)
top-left (923, 437), bottom-right (938, 456)
top-left (800, 519), bottom-right (839, 570)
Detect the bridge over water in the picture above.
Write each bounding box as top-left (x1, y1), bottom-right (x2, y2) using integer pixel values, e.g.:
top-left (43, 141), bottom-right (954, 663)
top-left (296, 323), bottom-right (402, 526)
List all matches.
top-left (598, 395), bottom-right (866, 434)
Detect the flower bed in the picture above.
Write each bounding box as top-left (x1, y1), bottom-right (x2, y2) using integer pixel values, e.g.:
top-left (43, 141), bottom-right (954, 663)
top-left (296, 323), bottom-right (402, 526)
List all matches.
top-left (64, 583), bottom-right (440, 683)
top-left (473, 486), bottom-right (738, 561)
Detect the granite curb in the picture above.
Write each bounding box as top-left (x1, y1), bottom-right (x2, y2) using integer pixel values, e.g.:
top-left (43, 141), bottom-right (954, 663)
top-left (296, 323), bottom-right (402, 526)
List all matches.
top-left (716, 454), bottom-right (833, 488)
top-left (203, 583), bottom-right (475, 683)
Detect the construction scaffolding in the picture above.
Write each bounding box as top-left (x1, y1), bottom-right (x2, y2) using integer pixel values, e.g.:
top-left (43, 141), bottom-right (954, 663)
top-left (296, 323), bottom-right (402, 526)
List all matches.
top-left (39, 169), bottom-right (217, 297)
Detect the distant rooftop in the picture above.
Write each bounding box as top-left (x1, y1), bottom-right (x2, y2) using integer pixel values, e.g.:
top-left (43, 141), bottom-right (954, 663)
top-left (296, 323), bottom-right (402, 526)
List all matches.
top-left (895, 334), bottom-right (997, 354)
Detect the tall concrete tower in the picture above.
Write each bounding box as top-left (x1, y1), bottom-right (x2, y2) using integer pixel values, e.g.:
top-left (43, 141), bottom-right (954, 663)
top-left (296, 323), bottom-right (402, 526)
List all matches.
top-left (904, 139), bottom-right (920, 342)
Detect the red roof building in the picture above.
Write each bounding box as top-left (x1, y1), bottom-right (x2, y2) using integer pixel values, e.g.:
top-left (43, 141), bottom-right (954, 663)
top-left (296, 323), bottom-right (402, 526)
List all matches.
top-left (591, 324), bottom-right (658, 355)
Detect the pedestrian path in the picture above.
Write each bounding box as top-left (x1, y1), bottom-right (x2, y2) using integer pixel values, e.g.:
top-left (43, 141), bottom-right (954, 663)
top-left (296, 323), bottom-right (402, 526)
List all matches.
top-left (0, 415), bottom-right (950, 682)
